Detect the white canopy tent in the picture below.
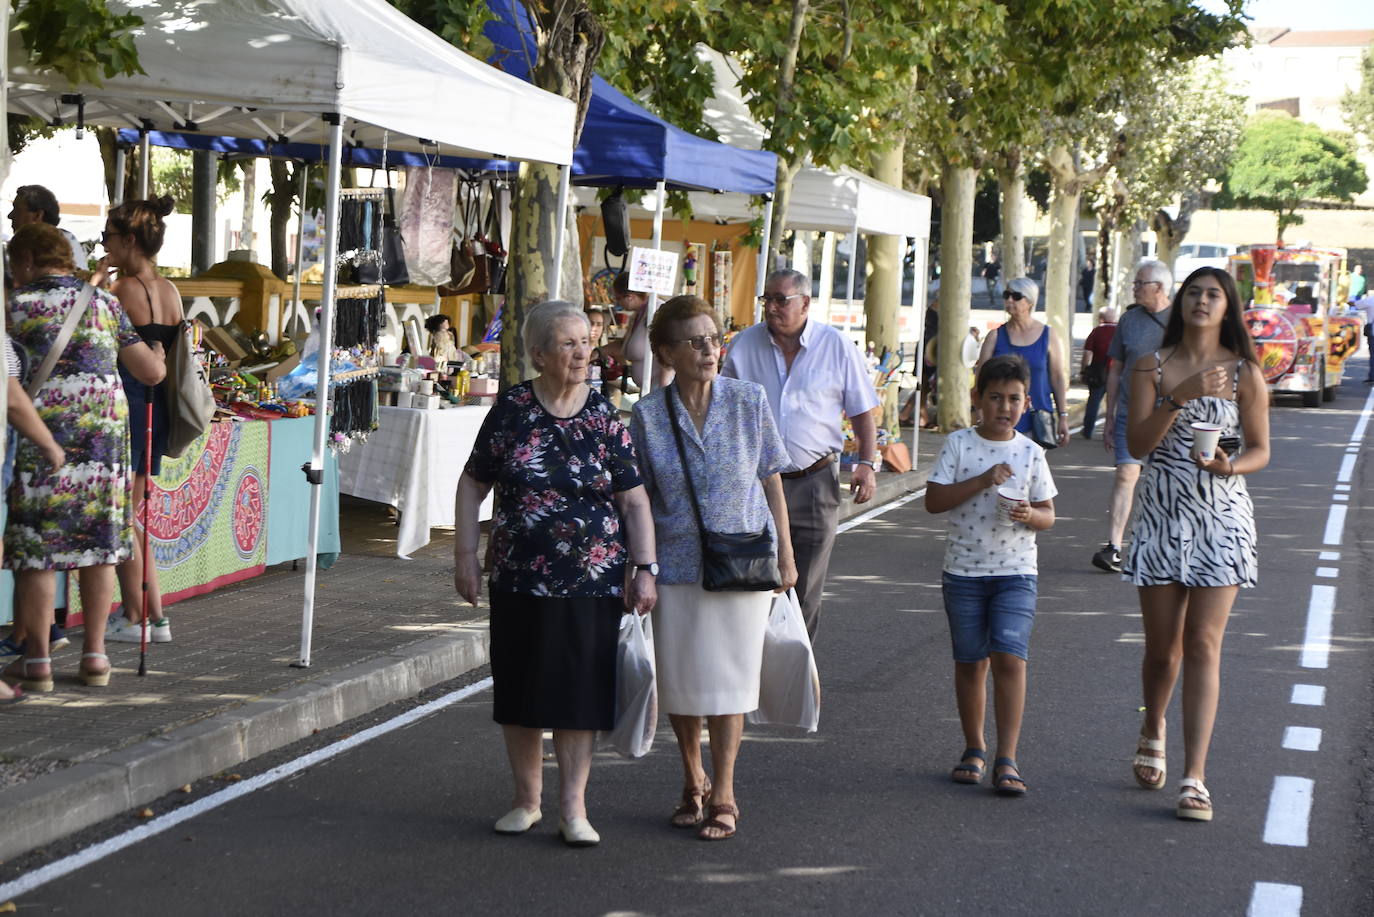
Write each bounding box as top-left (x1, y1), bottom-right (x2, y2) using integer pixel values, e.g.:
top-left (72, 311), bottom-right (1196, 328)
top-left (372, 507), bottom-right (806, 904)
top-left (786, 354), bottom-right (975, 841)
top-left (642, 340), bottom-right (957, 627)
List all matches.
top-left (6, 0), bottom-right (576, 667)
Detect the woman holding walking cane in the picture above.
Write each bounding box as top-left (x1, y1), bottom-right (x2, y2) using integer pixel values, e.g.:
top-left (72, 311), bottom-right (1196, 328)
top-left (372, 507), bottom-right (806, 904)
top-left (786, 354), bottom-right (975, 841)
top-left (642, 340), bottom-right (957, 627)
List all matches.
top-left (95, 197), bottom-right (183, 646)
top-left (1123, 267), bottom-right (1269, 822)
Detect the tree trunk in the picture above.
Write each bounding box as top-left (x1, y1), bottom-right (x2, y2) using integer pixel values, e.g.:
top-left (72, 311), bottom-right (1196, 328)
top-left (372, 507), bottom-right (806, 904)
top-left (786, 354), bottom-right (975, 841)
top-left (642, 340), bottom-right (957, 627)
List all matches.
top-left (268, 159), bottom-right (295, 280)
top-left (1110, 223), bottom-right (1140, 312)
top-left (503, 161), bottom-right (564, 387)
top-left (765, 0), bottom-right (810, 263)
top-left (937, 163), bottom-right (975, 432)
top-left (1044, 181), bottom-right (1079, 373)
top-left (996, 156), bottom-right (1025, 279)
top-left (864, 141), bottom-right (904, 439)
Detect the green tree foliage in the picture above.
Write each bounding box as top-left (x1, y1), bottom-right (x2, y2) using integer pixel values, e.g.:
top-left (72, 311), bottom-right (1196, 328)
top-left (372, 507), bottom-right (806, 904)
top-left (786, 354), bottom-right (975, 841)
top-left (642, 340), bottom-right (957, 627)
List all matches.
top-left (149, 147), bottom-right (240, 214)
top-left (1340, 41), bottom-right (1374, 149)
top-left (10, 0), bottom-right (145, 86)
top-left (1217, 111), bottom-right (1368, 241)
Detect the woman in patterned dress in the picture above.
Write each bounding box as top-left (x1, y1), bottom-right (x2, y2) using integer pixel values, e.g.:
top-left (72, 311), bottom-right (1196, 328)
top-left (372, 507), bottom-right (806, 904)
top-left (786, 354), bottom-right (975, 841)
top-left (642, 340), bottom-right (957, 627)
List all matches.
top-left (630, 295), bottom-right (797, 841)
top-left (454, 300), bottom-right (656, 848)
top-left (2, 224), bottom-right (166, 693)
top-left (1123, 267), bottom-right (1270, 822)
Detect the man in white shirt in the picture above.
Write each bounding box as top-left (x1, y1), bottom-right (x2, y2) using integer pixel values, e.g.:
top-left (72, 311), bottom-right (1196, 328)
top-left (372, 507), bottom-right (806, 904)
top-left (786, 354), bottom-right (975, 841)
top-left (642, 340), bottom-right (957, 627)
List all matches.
top-left (1355, 291), bottom-right (1374, 384)
top-left (8, 185), bottom-right (86, 270)
top-left (722, 268), bottom-right (880, 639)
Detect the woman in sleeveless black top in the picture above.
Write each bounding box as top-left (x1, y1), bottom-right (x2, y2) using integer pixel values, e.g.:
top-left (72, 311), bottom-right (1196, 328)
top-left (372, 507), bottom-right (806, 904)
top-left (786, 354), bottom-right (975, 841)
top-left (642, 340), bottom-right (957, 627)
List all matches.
top-left (98, 196), bottom-right (183, 645)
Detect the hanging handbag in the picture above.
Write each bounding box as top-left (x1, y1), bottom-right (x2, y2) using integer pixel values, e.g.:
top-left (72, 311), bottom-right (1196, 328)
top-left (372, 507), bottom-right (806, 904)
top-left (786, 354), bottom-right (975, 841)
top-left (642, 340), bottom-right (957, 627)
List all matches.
top-left (443, 182), bottom-right (489, 296)
top-left (25, 283), bottom-right (96, 398)
top-left (482, 193), bottom-right (508, 295)
top-left (164, 320), bottom-right (217, 458)
top-left (666, 385), bottom-right (781, 592)
top-left (356, 184), bottom-right (410, 287)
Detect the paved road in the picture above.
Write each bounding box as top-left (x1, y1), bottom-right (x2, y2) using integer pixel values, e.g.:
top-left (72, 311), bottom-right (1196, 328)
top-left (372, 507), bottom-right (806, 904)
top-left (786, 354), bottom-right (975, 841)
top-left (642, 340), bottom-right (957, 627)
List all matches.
top-left (4, 374), bottom-right (1372, 916)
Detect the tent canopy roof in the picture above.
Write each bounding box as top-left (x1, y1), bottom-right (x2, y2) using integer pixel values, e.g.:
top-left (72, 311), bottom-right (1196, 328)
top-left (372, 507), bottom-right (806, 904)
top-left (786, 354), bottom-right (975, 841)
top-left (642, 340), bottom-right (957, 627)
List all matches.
top-left (7, 0), bottom-right (575, 166)
top-left (484, 0), bottom-right (776, 194)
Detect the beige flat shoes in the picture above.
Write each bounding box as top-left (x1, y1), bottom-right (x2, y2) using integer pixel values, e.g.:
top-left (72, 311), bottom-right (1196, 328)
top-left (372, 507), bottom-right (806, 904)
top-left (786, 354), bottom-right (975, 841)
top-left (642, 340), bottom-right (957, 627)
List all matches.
top-left (493, 807), bottom-right (542, 835)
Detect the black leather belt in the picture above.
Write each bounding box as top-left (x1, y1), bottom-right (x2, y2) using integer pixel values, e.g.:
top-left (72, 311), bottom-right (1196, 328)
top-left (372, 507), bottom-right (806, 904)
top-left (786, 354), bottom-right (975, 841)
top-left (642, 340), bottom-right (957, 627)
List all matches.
top-left (780, 453), bottom-right (836, 480)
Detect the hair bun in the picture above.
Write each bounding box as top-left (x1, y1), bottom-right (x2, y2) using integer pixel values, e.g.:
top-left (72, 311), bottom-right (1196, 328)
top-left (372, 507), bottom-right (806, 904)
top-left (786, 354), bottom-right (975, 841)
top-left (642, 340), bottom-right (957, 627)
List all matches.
top-left (154, 195), bottom-right (175, 217)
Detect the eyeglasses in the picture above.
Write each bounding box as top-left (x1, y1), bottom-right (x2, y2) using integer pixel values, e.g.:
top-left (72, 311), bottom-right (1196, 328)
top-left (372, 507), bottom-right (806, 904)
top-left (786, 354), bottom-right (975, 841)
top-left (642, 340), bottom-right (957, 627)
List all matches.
top-left (1002, 290), bottom-right (1026, 302)
top-left (674, 333), bottom-right (723, 352)
top-left (1132, 280), bottom-right (1161, 288)
top-left (757, 293), bottom-right (802, 306)
top-left (100, 230), bottom-right (122, 245)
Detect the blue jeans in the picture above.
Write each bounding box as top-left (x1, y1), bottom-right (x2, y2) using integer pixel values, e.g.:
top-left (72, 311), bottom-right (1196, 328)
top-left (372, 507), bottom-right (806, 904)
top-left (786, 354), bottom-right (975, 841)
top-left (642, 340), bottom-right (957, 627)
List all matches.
top-left (1082, 385), bottom-right (1106, 437)
top-left (941, 572), bottom-right (1038, 662)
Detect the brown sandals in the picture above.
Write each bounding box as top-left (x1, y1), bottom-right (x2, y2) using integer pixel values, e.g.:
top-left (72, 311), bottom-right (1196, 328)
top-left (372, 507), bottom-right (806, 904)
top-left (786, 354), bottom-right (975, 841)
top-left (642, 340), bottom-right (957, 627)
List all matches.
top-left (698, 802), bottom-right (739, 841)
top-left (671, 780), bottom-right (712, 828)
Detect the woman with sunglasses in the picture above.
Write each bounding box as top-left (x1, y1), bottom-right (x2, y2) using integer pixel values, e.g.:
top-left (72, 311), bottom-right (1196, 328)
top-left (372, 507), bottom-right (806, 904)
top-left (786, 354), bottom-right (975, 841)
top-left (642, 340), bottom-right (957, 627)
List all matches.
top-left (92, 196), bottom-right (183, 646)
top-left (976, 276), bottom-right (1069, 447)
top-left (629, 294), bottom-right (797, 841)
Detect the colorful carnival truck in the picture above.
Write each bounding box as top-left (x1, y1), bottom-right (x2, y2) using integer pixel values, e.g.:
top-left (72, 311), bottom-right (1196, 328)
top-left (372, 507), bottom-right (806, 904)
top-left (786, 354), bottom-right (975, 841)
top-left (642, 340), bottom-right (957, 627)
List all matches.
top-left (1226, 245), bottom-right (1363, 407)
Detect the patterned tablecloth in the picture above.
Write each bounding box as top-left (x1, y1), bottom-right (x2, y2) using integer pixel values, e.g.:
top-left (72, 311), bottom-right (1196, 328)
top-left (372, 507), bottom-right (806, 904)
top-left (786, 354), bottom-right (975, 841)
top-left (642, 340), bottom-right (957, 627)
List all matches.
top-left (337, 405), bottom-right (492, 558)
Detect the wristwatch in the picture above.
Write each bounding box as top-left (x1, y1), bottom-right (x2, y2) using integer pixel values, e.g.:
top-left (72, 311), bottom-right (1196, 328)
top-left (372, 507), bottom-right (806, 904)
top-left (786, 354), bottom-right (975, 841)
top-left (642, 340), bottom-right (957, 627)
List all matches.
top-left (634, 562), bottom-right (659, 576)
top-left (854, 458), bottom-right (878, 469)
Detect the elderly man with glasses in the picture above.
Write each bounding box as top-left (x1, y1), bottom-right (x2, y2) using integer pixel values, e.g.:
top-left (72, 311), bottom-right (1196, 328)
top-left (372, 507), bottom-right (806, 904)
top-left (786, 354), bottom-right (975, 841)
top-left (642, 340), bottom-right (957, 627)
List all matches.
top-left (1092, 259), bottom-right (1174, 573)
top-left (721, 268), bottom-right (879, 640)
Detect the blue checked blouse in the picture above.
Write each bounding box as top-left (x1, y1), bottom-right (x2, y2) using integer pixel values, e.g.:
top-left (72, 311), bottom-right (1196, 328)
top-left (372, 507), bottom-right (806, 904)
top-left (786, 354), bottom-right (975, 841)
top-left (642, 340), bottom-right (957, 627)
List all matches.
top-left (629, 376), bottom-right (790, 585)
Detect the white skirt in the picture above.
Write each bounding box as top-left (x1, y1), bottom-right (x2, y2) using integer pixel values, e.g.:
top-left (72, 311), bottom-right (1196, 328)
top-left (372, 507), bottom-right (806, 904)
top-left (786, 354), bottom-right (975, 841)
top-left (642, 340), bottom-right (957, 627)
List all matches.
top-left (652, 580), bottom-right (771, 716)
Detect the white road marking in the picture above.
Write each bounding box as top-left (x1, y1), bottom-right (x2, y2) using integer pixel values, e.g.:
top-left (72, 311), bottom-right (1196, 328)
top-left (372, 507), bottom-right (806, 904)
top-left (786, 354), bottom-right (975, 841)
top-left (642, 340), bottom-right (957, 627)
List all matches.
top-left (1317, 551), bottom-right (1340, 561)
top-left (1290, 684), bottom-right (1325, 706)
top-left (1299, 586), bottom-right (1335, 669)
top-left (0, 676), bottom-right (497, 903)
top-left (1263, 776), bottom-right (1314, 847)
top-left (1314, 567), bottom-right (1338, 578)
top-left (1332, 494), bottom-right (1348, 503)
top-left (1333, 484), bottom-right (1350, 493)
top-left (1248, 882), bottom-right (1303, 917)
top-left (837, 488), bottom-right (925, 534)
top-left (1336, 454), bottom-right (1357, 483)
top-left (1351, 386), bottom-right (1374, 442)
top-left (1321, 506), bottom-right (1346, 546)
top-left (1281, 727), bottom-right (1322, 751)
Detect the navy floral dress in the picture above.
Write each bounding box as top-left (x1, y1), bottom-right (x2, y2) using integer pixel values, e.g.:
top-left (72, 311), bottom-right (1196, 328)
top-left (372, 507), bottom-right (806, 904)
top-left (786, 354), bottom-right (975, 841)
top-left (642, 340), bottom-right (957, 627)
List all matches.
top-left (464, 382), bottom-right (642, 597)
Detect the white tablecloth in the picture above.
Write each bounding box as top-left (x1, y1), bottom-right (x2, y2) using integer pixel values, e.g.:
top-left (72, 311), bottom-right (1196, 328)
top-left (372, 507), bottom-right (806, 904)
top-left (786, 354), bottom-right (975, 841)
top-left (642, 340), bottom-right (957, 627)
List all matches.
top-left (338, 405), bottom-right (492, 558)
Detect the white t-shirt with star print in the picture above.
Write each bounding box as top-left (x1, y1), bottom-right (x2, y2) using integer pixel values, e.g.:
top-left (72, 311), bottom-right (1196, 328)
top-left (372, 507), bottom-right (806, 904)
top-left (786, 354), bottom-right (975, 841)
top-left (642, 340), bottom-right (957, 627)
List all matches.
top-left (929, 428), bottom-right (1057, 577)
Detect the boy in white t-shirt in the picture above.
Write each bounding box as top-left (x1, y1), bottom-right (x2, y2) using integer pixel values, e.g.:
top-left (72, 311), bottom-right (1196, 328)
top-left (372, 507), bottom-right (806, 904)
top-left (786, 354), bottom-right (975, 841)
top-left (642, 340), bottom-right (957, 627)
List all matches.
top-left (925, 354), bottom-right (1057, 797)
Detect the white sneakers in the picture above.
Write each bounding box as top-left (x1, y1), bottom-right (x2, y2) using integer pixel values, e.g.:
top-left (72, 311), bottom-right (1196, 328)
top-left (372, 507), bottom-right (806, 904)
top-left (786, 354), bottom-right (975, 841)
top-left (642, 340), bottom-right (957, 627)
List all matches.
top-left (105, 616), bottom-right (172, 644)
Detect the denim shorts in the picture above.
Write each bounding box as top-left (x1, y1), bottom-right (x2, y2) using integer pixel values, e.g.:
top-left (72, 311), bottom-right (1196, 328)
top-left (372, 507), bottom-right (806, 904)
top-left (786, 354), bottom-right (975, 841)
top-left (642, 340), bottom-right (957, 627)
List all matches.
top-left (941, 572), bottom-right (1038, 662)
top-left (1113, 411), bottom-right (1143, 466)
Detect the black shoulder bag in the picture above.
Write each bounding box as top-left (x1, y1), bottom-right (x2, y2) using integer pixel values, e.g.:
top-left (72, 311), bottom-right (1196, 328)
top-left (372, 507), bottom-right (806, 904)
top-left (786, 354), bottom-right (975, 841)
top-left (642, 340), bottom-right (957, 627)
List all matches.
top-left (666, 385), bottom-right (781, 592)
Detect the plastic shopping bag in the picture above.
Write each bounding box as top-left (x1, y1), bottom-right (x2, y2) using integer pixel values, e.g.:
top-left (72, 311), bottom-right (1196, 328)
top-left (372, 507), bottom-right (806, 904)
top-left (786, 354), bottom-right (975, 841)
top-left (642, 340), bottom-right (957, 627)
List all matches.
top-left (747, 589), bottom-right (821, 732)
top-left (606, 613), bottom-right (658, 758)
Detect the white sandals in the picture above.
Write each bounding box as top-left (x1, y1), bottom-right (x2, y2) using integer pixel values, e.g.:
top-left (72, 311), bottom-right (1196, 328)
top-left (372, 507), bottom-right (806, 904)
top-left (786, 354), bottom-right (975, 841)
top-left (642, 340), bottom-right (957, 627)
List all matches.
top-left (1176, 777), bottom-right (1213, 821)
top-left (1132, 734), bottom-right (1166, 790)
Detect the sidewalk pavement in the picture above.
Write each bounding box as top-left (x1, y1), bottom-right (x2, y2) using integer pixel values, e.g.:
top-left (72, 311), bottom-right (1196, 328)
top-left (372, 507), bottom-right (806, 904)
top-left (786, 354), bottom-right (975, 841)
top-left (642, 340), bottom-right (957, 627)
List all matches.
top-left (0, 385), bottom-right (1092, 862)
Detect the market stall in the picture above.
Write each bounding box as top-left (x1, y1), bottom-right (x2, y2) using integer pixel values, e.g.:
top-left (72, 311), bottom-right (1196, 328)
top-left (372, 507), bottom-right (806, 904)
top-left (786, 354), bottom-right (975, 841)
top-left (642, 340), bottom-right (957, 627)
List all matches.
top-left (7, 0), bottom-right (575, 665)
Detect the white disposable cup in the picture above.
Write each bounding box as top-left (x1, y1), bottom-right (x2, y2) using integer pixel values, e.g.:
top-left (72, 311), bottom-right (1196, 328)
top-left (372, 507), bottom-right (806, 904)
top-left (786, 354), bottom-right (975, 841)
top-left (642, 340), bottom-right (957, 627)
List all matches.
top-left (418, 380), bottom-right (436, 396)
top-left (396, 391), bottom-right (414, 409)
top-left (996, 486), bottom-right (1024, 527)
top-left (1190, 422), bottom-right (1222, 461)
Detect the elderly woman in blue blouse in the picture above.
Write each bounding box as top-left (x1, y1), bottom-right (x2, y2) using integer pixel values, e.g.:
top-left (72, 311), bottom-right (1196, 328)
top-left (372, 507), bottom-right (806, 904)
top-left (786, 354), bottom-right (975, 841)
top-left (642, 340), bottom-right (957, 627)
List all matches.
top-left (630, 294), bottom-right (797, 841)
top-left (455, 300), bottom-right (657, 849)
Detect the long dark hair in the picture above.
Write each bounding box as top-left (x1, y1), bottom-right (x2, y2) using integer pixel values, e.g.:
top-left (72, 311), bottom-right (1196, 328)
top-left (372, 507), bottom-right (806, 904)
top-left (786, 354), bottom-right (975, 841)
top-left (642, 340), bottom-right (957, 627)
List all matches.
top-left (1161, 267), bottom-right (1257, 364)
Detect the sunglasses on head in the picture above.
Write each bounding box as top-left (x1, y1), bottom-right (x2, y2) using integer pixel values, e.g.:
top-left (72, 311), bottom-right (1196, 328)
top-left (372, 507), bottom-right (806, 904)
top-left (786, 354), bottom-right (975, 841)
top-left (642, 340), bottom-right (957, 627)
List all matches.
top-left (1002, 290), bottom-right (1026, 302)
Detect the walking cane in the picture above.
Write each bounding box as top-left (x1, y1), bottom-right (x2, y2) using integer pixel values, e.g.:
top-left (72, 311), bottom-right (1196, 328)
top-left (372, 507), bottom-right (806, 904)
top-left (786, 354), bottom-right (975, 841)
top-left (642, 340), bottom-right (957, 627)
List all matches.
top-left (138, 389), bottom-right (153, 677)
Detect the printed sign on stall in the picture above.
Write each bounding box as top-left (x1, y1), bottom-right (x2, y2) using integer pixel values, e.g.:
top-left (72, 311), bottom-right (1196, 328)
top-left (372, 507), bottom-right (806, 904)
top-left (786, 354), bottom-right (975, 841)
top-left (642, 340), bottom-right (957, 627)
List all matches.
top-left (628, 246), bottom-right (678, 297)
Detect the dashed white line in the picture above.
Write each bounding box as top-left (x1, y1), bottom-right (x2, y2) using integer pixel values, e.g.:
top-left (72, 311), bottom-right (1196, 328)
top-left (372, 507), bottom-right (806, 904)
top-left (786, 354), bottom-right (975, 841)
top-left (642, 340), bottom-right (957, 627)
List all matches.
top-left (1314, 567), bottom-right (1338, 577)
top-left (0, 676), bottom-right (497, 903)
top-left (1321, 505), bottom-right (1347, 546)
top-left (1333, 484), bottom-right (1350, 493)
top-left (1248, 882), bottom-right (1303, 917)
top-left (1282, 727), bottom-right (1322, 751)
top-left (1263, 776), bottom-right (1314, 847)
top-left (836, 488), bottom-right (925, 534)
top-left (1290, 684), bottom-right (1325, 706)
top-left (1300, 586), bottom-right (1336, 669)
top-left (1317, 551), bottom-right (1340, 561)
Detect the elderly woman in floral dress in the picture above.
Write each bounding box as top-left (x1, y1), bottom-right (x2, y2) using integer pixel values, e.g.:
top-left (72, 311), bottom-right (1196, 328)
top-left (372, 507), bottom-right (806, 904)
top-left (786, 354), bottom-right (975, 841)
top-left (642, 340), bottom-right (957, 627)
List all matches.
top-left (455, 300), bottom-right (656, 848)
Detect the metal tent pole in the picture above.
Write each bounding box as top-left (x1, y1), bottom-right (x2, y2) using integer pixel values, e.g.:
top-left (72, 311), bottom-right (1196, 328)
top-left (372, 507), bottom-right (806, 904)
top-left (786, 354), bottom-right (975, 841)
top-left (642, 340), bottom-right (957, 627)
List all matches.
top-left (138, 131), bottom-right (151, 198)
top-left (640, 179), bottom-right (667, 393)
top-left (550, 164), bottom-right (571, 300)
top-left (291, 163), bottom-right (308, 338)
top-left (842, 213), bottom-right (859, 333)
top-left (113, 147), bottom-right (127, 205)
top-left (909, 233), bottom-right (924, 470)
top-left (754, 195), bottom-right (775, 324)
top-left (296, 115), bottom-right (345, 669)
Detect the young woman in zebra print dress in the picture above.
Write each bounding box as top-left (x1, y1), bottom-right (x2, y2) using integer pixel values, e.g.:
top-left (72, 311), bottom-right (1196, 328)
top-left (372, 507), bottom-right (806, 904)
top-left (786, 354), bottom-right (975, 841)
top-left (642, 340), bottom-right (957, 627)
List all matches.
top-left (1122, 267), bottom-right (1270, 823)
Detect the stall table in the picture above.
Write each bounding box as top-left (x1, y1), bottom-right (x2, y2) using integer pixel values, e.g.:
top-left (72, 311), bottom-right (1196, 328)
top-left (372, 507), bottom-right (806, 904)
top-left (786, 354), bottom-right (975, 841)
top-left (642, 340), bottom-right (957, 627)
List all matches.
top-left (338, 405), bottom-right (491, 558)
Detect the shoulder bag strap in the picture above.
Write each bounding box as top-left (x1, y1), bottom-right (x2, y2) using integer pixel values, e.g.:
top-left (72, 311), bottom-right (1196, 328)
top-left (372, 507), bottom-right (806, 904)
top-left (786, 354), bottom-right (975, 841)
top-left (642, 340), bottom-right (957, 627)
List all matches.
top-left (27, 283), bottom-right (96, 399)
top-left (665, 384), bottom-right (709, 546)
